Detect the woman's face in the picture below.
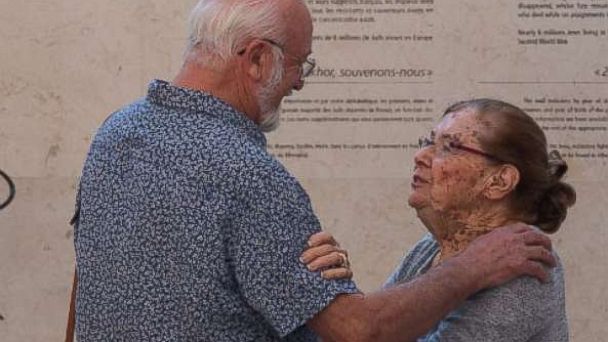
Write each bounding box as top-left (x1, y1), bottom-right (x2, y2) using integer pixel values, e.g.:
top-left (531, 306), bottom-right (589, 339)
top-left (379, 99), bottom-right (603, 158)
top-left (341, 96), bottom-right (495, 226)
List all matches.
top-left (409, 109), bottom-right (494, 216)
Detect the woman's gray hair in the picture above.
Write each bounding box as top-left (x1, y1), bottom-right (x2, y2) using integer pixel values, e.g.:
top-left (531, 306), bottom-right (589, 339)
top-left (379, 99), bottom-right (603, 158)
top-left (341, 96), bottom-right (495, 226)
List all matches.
top-left (443, 99), bottom-right (577, 233)
top-left (186, 0), bottom-right (296, 66)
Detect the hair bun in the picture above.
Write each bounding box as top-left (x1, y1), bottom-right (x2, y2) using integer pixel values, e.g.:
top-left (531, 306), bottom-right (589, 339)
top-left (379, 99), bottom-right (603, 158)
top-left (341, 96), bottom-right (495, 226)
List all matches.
top-left (548, 150), bottom-right (568, 181)
top-left (536, 181), bottom-right (576, 233)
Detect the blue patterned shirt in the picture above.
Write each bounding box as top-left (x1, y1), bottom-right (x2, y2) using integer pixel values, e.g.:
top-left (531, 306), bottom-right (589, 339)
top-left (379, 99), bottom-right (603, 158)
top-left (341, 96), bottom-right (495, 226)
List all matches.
top-left (74, 80), bottom-right (359, 341)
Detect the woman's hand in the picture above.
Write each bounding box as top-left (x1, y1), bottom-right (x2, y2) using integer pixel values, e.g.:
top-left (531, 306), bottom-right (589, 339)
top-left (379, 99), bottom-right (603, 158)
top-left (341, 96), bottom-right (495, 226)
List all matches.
top-left (301, 231), bottom-right (353, 280)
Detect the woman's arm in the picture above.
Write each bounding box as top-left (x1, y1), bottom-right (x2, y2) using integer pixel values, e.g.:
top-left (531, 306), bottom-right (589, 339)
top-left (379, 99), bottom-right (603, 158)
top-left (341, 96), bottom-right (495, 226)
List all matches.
top-left (300, 226), bottom-right (559, 342)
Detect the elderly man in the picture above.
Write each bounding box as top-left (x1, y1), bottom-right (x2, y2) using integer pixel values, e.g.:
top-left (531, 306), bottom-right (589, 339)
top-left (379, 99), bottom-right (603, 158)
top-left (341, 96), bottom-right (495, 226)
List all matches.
top-left (72, 0), bottom-right (556, 341)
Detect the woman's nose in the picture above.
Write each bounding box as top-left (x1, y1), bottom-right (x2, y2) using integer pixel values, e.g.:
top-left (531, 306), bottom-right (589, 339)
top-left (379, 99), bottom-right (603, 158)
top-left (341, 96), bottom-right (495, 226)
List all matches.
top-left (414, 146), bottom-right (433, 168)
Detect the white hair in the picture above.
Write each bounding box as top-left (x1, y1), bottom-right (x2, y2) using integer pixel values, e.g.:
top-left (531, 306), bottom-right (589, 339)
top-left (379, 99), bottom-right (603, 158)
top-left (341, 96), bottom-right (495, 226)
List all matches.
top-left (186, 0), bottom-right (296, 65)
top-left (257, 47), bottom-right (285, 132)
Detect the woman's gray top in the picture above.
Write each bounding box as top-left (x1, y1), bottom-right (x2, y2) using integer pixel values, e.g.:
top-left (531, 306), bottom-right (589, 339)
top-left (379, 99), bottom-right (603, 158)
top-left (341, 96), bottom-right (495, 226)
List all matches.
top-left (385, 234), bottom-right (568, 342)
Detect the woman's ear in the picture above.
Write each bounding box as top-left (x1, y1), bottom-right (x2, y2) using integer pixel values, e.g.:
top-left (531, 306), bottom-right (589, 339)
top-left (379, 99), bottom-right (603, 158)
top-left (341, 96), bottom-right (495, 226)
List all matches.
top-left (483, 164), bottom-right (520, 200)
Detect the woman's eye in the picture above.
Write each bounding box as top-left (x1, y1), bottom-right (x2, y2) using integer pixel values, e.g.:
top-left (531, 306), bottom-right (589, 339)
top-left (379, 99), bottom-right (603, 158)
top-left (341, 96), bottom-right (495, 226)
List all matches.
top-left (418, 137), bottom-right (434, 148)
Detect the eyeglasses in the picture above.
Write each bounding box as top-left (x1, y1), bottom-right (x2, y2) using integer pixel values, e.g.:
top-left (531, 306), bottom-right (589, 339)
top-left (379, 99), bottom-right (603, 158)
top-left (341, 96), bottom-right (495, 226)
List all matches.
top-left (418, 136), bottom-right (505, 163)
top-left (238, 38), bottom-right (316, 78)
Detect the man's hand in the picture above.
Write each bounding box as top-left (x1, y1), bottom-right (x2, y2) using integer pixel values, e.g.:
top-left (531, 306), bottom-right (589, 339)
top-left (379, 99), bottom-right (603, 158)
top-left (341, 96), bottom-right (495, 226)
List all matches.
top-left (457, 223), bottom-right (556, 290)
top-left (301, 231), bottom-right (353, 280)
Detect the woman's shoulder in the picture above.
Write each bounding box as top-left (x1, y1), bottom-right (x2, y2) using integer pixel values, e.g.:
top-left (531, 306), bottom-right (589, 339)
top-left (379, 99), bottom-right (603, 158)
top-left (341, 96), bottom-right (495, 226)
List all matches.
top-left (419, 253), bottom-right (568, 342)
top-left (481, 252), bottom-right (565, 301)
top-left (463, 251), bottom-right (566, 327)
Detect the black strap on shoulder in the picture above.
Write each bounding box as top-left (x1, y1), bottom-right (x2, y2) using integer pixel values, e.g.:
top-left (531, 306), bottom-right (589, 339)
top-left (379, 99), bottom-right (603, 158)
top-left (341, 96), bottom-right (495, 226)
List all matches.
top-left (69, 181), bottom-right (81, 225)
top-left (66, 180), bottom-right (81, 342)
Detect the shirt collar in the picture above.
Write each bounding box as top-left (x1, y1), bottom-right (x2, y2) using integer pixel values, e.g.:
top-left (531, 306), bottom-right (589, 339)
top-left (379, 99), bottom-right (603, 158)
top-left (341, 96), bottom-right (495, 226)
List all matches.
top-left (146, 79), bottom-right (267, 148)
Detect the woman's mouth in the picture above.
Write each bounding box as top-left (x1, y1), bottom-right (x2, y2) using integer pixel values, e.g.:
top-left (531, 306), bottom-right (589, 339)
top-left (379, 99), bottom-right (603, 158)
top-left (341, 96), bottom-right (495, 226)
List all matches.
top-left (413, 174), bottom-right (427, 183)
top-left (411, 175), bottom-right (428, 188)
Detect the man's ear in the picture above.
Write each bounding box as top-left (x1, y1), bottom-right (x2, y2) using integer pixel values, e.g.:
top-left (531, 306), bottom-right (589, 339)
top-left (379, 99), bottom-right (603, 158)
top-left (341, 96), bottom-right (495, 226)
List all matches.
top-left (239, 40), bottom-right (273, 82)
top-left (483, 164), bottom-right (520, 200)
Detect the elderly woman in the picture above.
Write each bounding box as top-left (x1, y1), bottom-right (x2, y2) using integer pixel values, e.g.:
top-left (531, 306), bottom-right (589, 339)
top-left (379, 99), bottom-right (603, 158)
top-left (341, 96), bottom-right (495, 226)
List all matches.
top-left (303, 98), bottom-right (576, 341)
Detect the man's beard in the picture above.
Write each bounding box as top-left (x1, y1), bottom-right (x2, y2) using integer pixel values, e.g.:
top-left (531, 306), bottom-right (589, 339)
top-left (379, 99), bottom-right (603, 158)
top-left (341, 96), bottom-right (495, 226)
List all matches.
top-left (257, 51), bottom-right (286, 133)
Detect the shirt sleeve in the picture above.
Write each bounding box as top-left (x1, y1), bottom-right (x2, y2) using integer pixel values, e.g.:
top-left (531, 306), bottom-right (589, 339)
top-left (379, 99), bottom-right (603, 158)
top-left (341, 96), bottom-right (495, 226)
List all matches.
top-left (383, 233), bottom-right (438, 289)
top-left (229, 158), bottom-right (359, 337)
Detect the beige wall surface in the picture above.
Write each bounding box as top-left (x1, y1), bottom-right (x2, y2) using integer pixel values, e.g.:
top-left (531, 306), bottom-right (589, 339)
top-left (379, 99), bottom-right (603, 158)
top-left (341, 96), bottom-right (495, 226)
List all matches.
top-left (1, 0), bottom-right (607, 341)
